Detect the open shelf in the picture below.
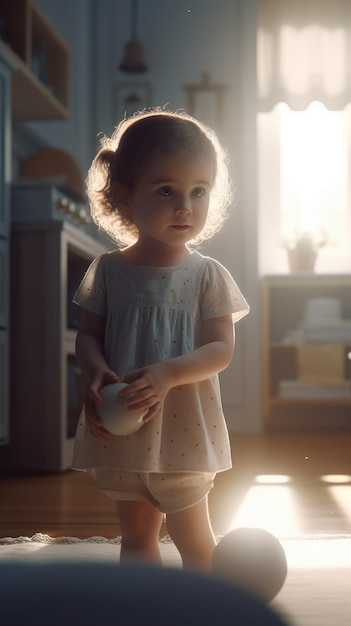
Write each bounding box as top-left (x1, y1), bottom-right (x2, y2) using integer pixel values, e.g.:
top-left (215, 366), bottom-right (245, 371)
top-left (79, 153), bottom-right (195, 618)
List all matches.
top-left (261, 274), bottom-right (351, 430)
top-left (0, 213), bottom-right (109, 471)
top-left (0, 0), bottom-right (68, 120)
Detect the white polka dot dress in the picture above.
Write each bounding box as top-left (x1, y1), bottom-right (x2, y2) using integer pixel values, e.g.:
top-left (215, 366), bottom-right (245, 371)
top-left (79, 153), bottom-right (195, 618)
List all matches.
top-left (71, 250), bottom-right (249, 474)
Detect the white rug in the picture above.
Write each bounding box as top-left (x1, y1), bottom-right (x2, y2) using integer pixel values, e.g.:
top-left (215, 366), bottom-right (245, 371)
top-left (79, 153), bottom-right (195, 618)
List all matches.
top-left (1, 534), bottom-right (350, 626)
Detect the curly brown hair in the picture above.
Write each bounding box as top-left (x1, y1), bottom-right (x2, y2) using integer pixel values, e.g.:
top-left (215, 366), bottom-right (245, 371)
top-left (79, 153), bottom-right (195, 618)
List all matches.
top-left (86, 108), bottom-right (233, 246)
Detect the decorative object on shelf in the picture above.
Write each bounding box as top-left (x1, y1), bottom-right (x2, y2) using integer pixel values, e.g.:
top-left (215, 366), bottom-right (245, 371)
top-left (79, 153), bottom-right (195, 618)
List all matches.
top-left (119, 0), bottom-right (147, 73)
top-left (282, 229), bottom-right (329, 272)
top-left (184, 72), bottom-right (228, 130)
top-left (296, 341), bottom-right (345, 387)
top-left (21, 147), bottom-right (85, 199)
top-left (116, 82), bottom-right (151, 121)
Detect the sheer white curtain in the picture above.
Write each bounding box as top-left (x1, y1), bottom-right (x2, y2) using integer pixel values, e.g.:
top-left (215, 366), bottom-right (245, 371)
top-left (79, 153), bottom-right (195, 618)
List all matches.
top-left (257, 0), bottom-right (351, 274)
top-left (258, 0), bottom-right (351, 111)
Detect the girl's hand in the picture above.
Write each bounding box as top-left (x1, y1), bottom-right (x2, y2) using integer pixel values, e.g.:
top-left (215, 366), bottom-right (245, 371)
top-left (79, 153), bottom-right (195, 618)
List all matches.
top-left (117, 315), bottom-right (235, 425)
top-left (121, 363), bottom-right (174, 422)
top-left (85, 369), bottom-right (120, 440)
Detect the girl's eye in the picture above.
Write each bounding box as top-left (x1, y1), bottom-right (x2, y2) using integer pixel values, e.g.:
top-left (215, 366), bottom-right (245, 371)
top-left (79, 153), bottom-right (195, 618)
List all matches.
top-left (192, 187), bottom-right (206, 198)
top-left (158, 186), bottom-right (173, 197)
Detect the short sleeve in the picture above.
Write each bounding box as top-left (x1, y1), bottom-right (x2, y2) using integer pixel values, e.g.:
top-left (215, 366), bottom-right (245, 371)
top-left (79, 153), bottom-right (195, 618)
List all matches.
top-left (199, 258), bottom-right (250, 323)
top-left (73, 253), bottom-right (107, 316)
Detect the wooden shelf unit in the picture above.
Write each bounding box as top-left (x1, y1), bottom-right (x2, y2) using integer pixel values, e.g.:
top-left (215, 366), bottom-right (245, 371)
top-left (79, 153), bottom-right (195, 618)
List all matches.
top-left (0, 0), bottom-right (68, 120)
top-left (262, 274), bottom-right (351, 430)
top-left (0, 219), bottom-right (109, 471)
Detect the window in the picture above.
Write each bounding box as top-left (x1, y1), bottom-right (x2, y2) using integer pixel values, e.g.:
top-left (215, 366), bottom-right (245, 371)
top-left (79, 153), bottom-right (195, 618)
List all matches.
top-left (257, 0), bottom-right (351, 275)
top-left (258, 102), bottom-right (351, 274)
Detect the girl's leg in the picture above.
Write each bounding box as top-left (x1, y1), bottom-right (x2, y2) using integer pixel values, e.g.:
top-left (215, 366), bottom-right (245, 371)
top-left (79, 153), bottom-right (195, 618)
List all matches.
top-left (166, 495), bottom-right (216, 572)
top-left (116, 500), bottom-right (164, 564)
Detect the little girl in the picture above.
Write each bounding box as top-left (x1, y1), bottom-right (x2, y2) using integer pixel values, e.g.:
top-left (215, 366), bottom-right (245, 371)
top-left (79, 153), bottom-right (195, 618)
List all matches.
top-left (72, 108), bottom-right (249, 572)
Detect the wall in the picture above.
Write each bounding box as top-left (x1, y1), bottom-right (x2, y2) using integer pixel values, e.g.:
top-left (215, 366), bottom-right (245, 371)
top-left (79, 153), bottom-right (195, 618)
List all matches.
top-left (20, 0), bottom-right (261, 432)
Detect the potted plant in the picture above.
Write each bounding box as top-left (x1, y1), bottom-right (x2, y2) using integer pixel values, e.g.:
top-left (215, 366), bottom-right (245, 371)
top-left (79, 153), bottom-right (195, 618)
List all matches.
top-left (282, 229), bottom-right (329, 272)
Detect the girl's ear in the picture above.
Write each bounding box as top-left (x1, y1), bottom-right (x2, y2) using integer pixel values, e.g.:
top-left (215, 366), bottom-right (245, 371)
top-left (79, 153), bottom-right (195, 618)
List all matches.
top-left (111, 182), bottom-right (131, 215)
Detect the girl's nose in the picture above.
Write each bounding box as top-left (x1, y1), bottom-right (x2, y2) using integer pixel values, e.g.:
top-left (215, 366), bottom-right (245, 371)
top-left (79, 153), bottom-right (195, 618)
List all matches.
top-left (176, 195), bottom-right (192, 213)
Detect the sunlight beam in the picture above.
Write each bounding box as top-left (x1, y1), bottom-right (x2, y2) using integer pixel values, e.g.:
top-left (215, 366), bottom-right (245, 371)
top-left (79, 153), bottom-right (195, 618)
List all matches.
top-left (227, 481), bottom-right (300, 539)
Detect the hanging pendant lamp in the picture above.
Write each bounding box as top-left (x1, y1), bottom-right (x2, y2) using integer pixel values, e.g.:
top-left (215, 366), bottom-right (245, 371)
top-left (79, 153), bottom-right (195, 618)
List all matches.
top-left (119, 0), bottom-right (147, 73)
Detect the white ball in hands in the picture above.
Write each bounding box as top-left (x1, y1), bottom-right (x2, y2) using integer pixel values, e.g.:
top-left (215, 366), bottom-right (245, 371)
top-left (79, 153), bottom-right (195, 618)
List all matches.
top-left (96, 382), bottom-right (147, 436)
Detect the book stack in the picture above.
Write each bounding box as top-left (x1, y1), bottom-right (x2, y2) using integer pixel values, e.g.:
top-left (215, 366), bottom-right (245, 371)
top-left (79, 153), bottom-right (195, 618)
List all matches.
top-left (299, 297), bottom-right (351, 343)
top-left (278, 379), bottom-right (351, 399)
top-left (299, 319), bottom-right (351, 343)
top-left (278, 298), bottom-right (351, 399)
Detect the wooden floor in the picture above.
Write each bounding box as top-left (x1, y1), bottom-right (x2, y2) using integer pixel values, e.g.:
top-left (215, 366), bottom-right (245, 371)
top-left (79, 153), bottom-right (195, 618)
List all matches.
top-left (1, 431), bottom-right (351, 540)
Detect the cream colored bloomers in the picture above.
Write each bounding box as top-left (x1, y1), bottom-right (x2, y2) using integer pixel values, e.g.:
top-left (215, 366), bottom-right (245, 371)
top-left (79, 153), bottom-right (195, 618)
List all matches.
top-left (92, 468), bottom-right (216, 513)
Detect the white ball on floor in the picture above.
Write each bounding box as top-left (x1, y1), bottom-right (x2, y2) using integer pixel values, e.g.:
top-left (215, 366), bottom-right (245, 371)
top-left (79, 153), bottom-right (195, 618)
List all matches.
top-left (212, 527), bottom-right (287, 603)
top-left (96, 382), bottom-right (147, 436)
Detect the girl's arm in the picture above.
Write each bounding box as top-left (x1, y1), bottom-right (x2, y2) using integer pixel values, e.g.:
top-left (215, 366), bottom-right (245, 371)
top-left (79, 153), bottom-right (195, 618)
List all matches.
top-left (165, 314), bottom-right (235, 384)
top-left (121, 314), bottom-right (235, 420)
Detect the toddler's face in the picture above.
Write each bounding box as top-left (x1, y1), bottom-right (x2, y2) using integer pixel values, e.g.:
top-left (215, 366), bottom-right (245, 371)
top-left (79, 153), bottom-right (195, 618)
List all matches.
top-left (124, 153), bottom-right (214, 249)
